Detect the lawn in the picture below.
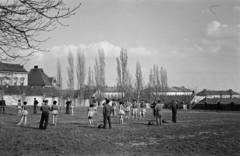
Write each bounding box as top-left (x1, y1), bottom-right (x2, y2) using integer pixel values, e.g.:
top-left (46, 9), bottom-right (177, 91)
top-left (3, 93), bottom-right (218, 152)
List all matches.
top-left (0, 106), bottom-right (240, 156)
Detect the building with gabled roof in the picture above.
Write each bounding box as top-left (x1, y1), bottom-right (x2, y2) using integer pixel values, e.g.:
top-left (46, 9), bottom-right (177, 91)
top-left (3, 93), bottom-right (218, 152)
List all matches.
top-left (28, 66), bottom-right (56, 87)
top-left (191, 89), bottom-right (240, 104)
top-left (0, 62), bottom-right (28, 86)
top-left (192, 97), bottom-right (240, 111)
top-left (0, 65), bottom-right (60, 106)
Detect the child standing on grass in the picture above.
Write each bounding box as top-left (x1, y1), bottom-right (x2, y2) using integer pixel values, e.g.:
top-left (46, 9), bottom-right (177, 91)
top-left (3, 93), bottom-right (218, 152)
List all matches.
top-left (70, 101), bottom-right (74, 115)
top-left (93, 100), bottom-right (98, 116)
top-left (132, 100), bottom-right (138, 120)
top-left (17, 100), bottom-right (22, 116)
top-left (87, 105), bottom-right (95, 125)
top-left (17, 101), bottom-right (29, 126)
top-left (51, 101), bottom-right (59, 125)
top-left (139, 100), bottom-right (147, 120)
top-left (124, 100), bottom-right (131, 119)
top-left (118, 101), bottom-right (125, 124)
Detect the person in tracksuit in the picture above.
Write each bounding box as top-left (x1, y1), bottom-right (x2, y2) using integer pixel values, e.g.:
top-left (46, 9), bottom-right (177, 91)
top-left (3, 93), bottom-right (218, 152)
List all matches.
top-left (39, 100), bottom-right (52, 130)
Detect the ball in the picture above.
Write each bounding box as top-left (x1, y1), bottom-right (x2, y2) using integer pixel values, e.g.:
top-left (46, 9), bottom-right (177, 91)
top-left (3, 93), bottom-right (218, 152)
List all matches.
top-left (98, 124), bottom-right (104, 129)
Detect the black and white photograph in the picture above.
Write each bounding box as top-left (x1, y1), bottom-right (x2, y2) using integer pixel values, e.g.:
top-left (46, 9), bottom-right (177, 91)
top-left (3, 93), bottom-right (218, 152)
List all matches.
top-left (0, 0), bottom-right (240, 155)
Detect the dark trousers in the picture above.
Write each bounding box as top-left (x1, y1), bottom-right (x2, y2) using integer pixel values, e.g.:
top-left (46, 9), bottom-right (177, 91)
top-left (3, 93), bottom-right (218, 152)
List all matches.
top-left (33, 105), bottom-right (37, 114)
top-left (39, 113), bottom-right (49, 129)
top-left (172, 110), bottom-right (177, 123)
top-left (103, 115), bottom-right (111, 129)
top-left (0, 106), bottom-right (6, 114)
top-left (152, 108), bottom-right (156, 117)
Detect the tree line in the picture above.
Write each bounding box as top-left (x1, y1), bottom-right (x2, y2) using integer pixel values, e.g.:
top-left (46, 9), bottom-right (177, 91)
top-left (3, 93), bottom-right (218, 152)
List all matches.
top-left (56, 48), bottom-right (168, 103)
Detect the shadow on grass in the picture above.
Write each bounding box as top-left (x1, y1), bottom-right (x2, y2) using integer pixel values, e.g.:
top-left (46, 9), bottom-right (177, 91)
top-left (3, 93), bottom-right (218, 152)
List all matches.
top-left (72, 122), bottom-right (97, 129)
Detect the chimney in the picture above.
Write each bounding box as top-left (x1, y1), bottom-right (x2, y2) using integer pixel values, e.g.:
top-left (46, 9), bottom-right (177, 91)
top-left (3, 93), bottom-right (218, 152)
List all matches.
top-left (229, 89), bottom-right (233, 98)
top-left (34, 65), bottom-right (38, 69)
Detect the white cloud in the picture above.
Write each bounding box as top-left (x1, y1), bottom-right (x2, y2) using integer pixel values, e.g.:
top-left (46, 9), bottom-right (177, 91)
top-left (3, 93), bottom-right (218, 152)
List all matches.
top-left (233, 6), bottom-right (240, 12)
top-left (207, 20), bottom-right (221, 37)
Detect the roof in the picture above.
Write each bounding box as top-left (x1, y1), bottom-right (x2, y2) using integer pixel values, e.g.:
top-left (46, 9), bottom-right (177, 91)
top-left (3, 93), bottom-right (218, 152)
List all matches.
top-left (28, 67), bottom-right (52, 86)
top-left (144, 86), bottom-right (192, 93)
top-left (167, 87), bottom-right (192, 92)
top-left (0, 85), bottom-right (60, 97)
top-left (61, 86), bottom-right (97, 99)
top-left (197, 97), bottom-right (240, 105)
top-left (163, 95), bottom-right (194, 104)
top-left (0, 62), bottom-right (28, 73)
top-left (99, 86), bottom-right (122, 93)
top-left (196, 89), bottom-right (240, 96)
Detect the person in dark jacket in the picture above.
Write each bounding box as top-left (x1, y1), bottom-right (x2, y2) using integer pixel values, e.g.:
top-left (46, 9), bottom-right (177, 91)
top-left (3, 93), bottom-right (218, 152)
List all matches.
top-left (0, 98), bottom-right (6, 114)
top-left (151, 100), bottom-right (157, 117)
top-left (102, 99), bottom-right (113, 129)
top-left (66, 99), bottom-right (71, 114)
top-left (39, 100), bottom-right (52, 130)
top-left (171, 100), bottom-right (178, 123)
top-left (33, 98), bottom-right (39, 114)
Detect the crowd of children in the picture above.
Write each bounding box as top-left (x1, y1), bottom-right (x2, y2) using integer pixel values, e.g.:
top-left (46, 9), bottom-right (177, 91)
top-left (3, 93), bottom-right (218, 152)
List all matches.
top-left (13, 97), bottom-right (177, 129)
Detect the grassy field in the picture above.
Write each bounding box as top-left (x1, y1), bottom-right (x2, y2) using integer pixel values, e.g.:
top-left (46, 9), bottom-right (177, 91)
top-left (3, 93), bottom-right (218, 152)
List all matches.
top-left (0, 106), bottom-right (240, 156)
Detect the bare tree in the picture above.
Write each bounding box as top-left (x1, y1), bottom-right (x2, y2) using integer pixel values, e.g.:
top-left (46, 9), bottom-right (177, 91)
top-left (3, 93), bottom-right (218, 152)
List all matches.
top-left (98, 48), bottom-right (106, 87)
top-left (67, 50), bottom-right (74, 101)
top-left (56, 58), bottom-right (62, 88)
top-left (76, 48), bottom-right (86, 106)
top-left (0, 0), bottom-right (80, 61)
top-left (116, 48), bottom-right (128, 98)
top-left (87, 66), bottom-right (95, 87)
top-left (135, 61), bottom-right (144, 101)
top-left (160, 66), bottom-right (168, 100)
top-left (94, 48), bottom-right (106, 88)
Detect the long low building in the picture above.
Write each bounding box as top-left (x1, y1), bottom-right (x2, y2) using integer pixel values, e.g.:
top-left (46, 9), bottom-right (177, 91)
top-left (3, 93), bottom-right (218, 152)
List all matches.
top-left (0, 85), bottom-right (60, 106)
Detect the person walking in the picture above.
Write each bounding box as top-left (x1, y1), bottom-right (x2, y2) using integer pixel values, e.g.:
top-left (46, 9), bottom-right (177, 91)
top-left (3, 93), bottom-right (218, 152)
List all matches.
top-left (171, 100), bottom-right (178, 123)
top-left (51, 101), bottom-right (59, 125)
top-left (17, 101), bottom-right (29, 125)
top-left (39, 100), bottom-right (52, 130)
top-left (0, 97), bottom-right (6, 114)
top-left (33, 98), bottom-right (39, 114)
top-left (155, 100), bottom-right (164, 126)
top-left (102, 99), bottom-right (113, 129)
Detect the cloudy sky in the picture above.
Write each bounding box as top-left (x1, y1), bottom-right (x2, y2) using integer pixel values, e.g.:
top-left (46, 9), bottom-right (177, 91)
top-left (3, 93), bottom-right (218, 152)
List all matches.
top-left (15, 0), bottom-right (240, 92)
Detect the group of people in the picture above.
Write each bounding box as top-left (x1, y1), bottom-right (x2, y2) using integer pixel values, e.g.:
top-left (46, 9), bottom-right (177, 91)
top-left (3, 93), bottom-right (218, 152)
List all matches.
top-left (87, 98), bottom-right (148, 128)
top-left (1, 95), bottom-right (178, 130)
top-left (151, 99), bottom-right (178, 126)
top-left (16, 99), bottom-right (59, 130)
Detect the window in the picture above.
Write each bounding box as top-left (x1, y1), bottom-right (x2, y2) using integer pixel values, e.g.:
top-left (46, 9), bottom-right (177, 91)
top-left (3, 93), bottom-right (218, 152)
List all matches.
top-left (13, 77), bottom-right (18, 86)
top-left (20, 77), bottom-right (25, 86)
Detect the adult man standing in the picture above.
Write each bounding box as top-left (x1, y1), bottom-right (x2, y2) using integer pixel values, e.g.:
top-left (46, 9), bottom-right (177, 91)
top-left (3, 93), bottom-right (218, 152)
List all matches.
top-left (102, 99), bottom-right (113, 129)
top-left (155, 100), bottom-right (164, 126)
top-left (33, 98), bottom-right (39, 114)
top-left (39, 100), bottom-right (52, 130)
top-left (171, 100), bottom-right (178, 123)
top-left (0, 97), bottom-right (6, 114)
